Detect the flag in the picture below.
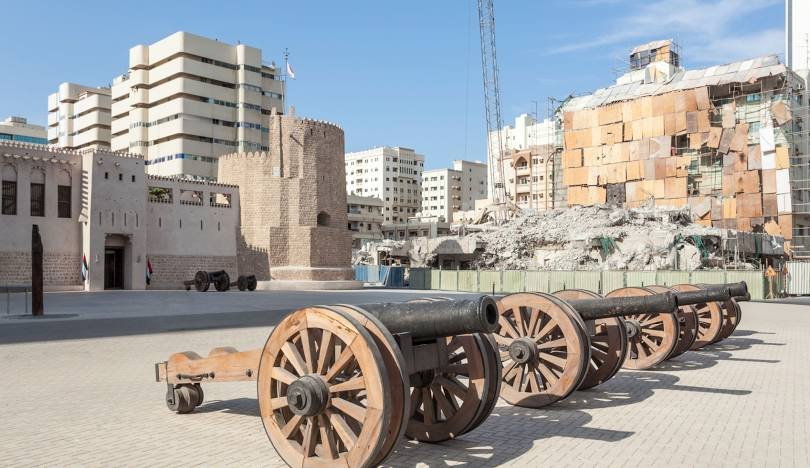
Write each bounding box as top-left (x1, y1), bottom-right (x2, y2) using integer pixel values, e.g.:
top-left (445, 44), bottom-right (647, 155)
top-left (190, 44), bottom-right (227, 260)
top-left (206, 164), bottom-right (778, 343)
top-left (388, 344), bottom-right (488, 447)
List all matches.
top-left (81, 254), bottom-right (88, 281)
top-left (286, 62), bottom-right (295, 79)
top-left (146, 258), bottom-right (153, 285)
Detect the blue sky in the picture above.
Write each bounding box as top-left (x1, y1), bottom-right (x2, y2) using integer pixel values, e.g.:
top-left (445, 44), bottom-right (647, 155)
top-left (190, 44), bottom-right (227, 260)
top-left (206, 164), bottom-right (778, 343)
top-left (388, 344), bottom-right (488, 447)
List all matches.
top-left (0, 0), bottom-right (785, 169)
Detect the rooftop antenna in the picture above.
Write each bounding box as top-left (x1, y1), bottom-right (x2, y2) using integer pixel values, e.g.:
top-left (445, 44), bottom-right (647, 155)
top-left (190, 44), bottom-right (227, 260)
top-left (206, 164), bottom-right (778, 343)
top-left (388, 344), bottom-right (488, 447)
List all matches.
top-left (282, 48), bottom-right (290, 115)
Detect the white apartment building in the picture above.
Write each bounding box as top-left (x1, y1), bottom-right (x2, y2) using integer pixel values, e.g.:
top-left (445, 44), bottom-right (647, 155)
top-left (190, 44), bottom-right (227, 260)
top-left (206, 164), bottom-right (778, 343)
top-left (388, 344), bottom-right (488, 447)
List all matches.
top-left (487, 113), bottom-right (556, 201)
top-left (47, 83), bottom-right (112, 150)
top-left (345, 146), bottom-right (424, 224)
top-left (421, 160), bottom-right (488, 221)
top-left (0, 116), bottom-right (47, 145)
top-left (109, 31), bottom-right (284, 179)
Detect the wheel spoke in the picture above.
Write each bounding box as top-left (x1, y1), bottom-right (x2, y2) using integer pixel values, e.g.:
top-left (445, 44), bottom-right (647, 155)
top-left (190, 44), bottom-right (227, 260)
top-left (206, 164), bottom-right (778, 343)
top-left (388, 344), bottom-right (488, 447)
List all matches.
top-left (330, 376), bottom-right (365, 393)
top-left (538, 337), bottom-right (568, 350)
top-left (515, 308), bottom-right (528, 336)
top-left (324, 346), bottom-right (355, 382)
top-left (444, 363), bottom-right (469, 375)
top-left (272, 366), bottom-right (298, 385)
top-left (644, 328), bottom-right (666, 337)
top-left (270, 396), bottom-right (289, 409)
top-left (431, 383), bottom-right (456, 419)
top-left (501, 360), bottom-right (517, 379)
top-left (302, 417), bottom-right (317, 456)
top-left (514, 365), bottom-right (524, 392)
top-left (641, 316), bottom-right (663, 327)
top-left (536, 362), bottom-right (558, 386)
top-left (435, 376), bottom-right (468, 400)
top-left (326, 409), bottom-right (357, 450)
top-left (527, 308), bottom-right (541, 337)
top-left (281, 341), bottom-right (308, 377)
top-left (493, 333), bottom-right (513, 347)
top-left (534, 319), bottom-right (558, 342)
top-left (538, 351), bottom-right (567, 368)
top-left (641, 335), bottom-right (660, 351)
top-left (636, 341), bottom-right (648, 359)
top-left (299, 329), bottom-right (315, 374)
top-left (316, 330), bottom-right (334, 374)
top-left (422, 388), bottom-right (436, 424)
top-left (331, 397), bottom-right (367, 423)
top-left (590, 346), bottom-right (608, 360)
top-left (282, 414), bottom-right (304, 438)
top-left (318, 414), bottom-right (338, 459)
top-left (499, 316), bottom-right (521, 338)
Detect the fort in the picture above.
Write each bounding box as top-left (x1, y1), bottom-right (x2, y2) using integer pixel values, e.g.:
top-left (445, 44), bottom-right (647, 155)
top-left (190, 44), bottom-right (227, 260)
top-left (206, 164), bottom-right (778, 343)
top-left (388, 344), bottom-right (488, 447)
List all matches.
top-left (0, 110), bottom-right (356, 290)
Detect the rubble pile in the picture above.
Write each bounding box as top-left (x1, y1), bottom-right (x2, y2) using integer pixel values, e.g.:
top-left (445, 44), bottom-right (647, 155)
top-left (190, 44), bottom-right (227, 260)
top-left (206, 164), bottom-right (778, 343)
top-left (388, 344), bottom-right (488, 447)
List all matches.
top-left (467, 205), bottom-right (725, 271)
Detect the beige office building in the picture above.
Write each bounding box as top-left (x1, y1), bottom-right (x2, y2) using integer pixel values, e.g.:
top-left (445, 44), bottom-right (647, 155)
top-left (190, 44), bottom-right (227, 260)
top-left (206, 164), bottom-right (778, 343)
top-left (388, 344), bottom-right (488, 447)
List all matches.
top-left (47, 83), bottom-right (112, 150)
top-left (109, 31), bottom-right (285, 179)
top-left (344, 146), bottom-right (424, 224)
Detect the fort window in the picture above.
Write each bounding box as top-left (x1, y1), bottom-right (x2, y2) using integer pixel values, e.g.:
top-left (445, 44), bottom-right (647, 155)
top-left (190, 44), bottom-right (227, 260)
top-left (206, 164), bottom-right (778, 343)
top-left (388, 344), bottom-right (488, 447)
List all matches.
top-left (104, 172), bottom-right (109, 179)
top-left (30, 169), bottom-right (45, 217)
top-left (57, 185), bottom-right (71, 218)
top-left (131, 175), bottom-right (136, 182)
top-left (316, 211), bottom-right (331, 227)
top-left (200, 220), bottom-right (203, 231)
top-left (118, 173), bottom-right (123, 181)
top-left (1, 164), bottom-right (17, 215)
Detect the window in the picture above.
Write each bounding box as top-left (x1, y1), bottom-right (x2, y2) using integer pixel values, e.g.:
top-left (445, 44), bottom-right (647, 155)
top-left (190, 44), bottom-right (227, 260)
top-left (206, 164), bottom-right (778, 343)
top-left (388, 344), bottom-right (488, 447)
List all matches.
top-left (58, 185), bottom-right (71, 218)
top-left (131, 175), bottom-right (136, 182)
top-left (30, 183), bottom-right (45, 217)
top-left (1, 181), bottom-right (16, 215)
top-left (118, 173), bottom-right (123, 181)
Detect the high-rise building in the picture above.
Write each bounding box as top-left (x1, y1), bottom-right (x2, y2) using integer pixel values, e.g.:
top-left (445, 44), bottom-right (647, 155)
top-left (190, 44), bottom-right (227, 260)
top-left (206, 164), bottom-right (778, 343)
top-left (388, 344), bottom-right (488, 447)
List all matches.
top-left (344, 146), bottom-right (424, 224)
top-left (109, 31), bottom-right (285, 179)
top-left (47, 83), bottom-right (112, 150)
top-left (0, 116), bottom-right (47, 145)
top-left (347, 194), bottom-right (384, 249)
top-left (421, 160), bottom-right (488, 221)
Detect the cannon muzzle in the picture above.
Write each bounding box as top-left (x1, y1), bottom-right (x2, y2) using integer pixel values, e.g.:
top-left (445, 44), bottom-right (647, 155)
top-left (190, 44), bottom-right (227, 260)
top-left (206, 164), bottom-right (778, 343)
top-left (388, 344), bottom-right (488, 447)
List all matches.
top-left (355, 295), bottom-right (499, 340)
top-left (567, 292), bottom-right (678, 321)
top-left (697, 281), bottom-right (750, 301)
top-left (674, 287), bottom-right (731, 306)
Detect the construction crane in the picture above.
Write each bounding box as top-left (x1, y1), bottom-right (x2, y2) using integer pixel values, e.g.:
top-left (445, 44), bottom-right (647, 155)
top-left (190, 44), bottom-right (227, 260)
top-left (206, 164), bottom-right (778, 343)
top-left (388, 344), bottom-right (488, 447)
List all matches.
top-left (477, 0), bottom-right (508, 217)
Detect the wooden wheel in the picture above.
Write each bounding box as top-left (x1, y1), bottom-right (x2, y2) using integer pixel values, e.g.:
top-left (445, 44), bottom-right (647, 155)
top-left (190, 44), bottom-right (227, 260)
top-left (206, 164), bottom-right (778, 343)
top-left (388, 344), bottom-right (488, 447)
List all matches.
top-left (257, 306), bottom-right (390, 468)
top-left (461, 333), bottom-right (501, 434)
top-left (712, 298), bottom-right (741, 343)
top-left (671, 284), bottom-right (724, 349)
top-left (330, 304), bottom-right (409, 466)
top-left (645, 285), bottom-right (698, 359)
top-left (495, 293), bottom-right (590, 408)
top-left (405, 334), bottom-right (489, 442)
top-left (607, 287), bottom-right (679, 370)
top-left (194, 270), bottom-right (210, 292)
top-left (553, 289), bottom-right (628, 390)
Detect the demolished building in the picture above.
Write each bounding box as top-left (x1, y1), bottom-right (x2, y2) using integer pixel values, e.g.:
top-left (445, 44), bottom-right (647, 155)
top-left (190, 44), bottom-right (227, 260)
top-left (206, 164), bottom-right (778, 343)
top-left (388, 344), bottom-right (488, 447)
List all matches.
top-left (556, 41), bottom-right (809, 257)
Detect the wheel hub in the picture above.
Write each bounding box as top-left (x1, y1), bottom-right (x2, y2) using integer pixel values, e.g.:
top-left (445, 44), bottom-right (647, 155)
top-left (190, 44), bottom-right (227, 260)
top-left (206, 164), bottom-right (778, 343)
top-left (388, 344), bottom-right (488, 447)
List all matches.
top-left (624, 319), bottom-right (642, 339)
top-left (287, 374), bottom-right (330, 416)
top-left (509, 338), bottom-right (538, 364)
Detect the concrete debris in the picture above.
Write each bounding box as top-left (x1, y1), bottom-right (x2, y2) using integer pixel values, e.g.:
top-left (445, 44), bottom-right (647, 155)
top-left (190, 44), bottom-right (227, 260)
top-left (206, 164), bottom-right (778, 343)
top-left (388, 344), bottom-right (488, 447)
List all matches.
top-left (464, 205), bottom-right (729, 271)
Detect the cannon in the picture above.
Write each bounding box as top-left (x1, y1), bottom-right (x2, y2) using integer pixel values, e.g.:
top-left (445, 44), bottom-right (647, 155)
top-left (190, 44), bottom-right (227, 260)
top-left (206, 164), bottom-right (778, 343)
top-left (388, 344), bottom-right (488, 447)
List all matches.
top-left (182, 270), bottom-right (230, 292)
top-left (155, 297), bottom-right (501, 467)
top-left (230, 274), bottom-right (258, 291)
top-left (493, 283), bottom-right (746, 409)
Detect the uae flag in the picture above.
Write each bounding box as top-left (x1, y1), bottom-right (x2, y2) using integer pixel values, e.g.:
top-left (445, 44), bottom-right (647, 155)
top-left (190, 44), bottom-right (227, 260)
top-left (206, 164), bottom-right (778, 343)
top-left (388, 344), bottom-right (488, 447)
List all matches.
top-left (146, 258), bottom-right (153, 285)
top-left (81, 254), bottom-right (88, 281)
top-left (286, 61), bottom-right (295, 79)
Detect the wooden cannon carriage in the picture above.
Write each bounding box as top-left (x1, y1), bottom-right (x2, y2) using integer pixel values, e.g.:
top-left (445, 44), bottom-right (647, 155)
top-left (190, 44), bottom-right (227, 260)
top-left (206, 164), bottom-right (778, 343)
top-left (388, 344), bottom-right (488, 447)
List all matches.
top-left (156, 297), bottom-right (502, 467)
top-left (493, 282), bottom-right (748, 408)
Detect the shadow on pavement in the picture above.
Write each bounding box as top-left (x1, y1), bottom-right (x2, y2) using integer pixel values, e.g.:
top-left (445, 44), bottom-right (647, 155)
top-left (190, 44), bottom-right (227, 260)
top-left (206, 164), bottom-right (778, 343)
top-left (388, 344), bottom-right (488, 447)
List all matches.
top-left (0, 309), bottom-right (290, 344)
top-left (386, 406), bottom-right (633, 467)
top-left (558, 369), bottom-right (750, 411)
top-left (194, 398), bottom-right (259, 417)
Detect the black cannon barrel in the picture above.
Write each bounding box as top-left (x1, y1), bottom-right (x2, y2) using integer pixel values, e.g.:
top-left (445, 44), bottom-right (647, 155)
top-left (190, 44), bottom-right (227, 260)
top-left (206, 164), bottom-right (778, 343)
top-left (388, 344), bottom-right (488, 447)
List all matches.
top-left (674, 287), bottom-right (731, 306)
top-left (567, 292), bottom-right (678, 321)
top-left (354, 296), bottom-right (499, 340)
top-left (698, 281), bottom-right (749, 298)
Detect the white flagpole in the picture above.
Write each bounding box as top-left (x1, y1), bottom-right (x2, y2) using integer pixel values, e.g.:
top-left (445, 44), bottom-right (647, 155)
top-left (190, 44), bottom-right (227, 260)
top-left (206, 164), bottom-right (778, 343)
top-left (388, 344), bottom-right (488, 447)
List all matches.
top-left (283, 48), bottom-right (289, 115)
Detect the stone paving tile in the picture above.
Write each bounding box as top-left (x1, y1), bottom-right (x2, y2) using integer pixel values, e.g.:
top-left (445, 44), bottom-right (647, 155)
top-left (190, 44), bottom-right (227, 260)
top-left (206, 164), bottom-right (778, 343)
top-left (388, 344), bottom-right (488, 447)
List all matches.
top-left (0, 300), bottom-right (807, 467)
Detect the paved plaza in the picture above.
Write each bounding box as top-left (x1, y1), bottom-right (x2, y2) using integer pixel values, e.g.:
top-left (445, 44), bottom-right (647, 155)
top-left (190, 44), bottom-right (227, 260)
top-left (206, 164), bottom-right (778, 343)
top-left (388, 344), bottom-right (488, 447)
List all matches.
top-left (0, 291), bottom-right (808, 467)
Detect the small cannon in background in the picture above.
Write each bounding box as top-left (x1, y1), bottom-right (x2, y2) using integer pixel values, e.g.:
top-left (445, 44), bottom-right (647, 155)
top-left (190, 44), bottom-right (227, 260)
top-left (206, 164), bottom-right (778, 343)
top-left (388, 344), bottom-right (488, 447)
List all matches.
top-left (182, 271), bottom-right (257, 292)
top-left (155, 297), bottom-right (502, 467)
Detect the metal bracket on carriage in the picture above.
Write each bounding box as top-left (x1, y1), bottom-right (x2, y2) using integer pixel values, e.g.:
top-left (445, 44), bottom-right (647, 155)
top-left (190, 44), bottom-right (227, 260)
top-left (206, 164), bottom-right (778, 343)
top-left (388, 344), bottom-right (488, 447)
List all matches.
top-left (155, 346), bottom-right (261, 384)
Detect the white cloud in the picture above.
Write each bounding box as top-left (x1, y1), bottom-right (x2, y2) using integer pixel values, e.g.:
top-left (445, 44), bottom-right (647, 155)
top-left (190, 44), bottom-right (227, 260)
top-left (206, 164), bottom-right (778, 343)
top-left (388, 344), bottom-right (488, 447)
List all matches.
top-left (548, 0), bottom-right (783, 64)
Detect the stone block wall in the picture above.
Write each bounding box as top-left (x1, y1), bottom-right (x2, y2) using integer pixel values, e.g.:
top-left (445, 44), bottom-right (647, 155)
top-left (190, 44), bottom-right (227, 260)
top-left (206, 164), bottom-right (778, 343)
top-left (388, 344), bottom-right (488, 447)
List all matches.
top-left (146, 254), bottom-right (238, 290)
top-left (0, 251), bottom-right (81, 287)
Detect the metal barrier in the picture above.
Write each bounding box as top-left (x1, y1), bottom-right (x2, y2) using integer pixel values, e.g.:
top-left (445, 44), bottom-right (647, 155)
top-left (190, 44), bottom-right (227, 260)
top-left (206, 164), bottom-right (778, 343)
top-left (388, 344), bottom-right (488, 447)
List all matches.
top-left (1, 285), bottom-right (31, 315)
top-left (407, 269), bottom-right (769, 300)
top-left (353, 265), bottom-right (407, 288)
